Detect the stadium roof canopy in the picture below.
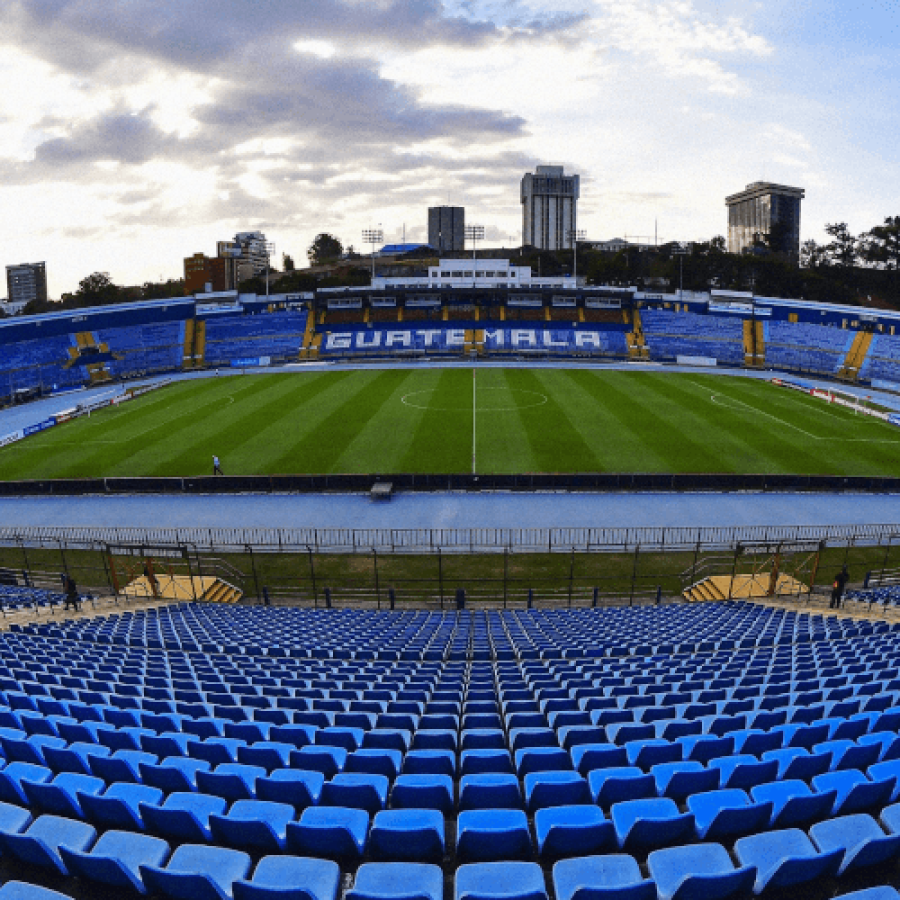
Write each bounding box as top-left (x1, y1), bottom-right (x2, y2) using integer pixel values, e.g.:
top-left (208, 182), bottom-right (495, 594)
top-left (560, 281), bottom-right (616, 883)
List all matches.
top-left (378, 243), bottom-right (431, 256)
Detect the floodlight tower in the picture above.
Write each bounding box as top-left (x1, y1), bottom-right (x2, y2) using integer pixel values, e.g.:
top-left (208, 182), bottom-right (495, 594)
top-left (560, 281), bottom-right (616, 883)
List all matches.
top-left (672, 242), bottom-right (689, 299)
top-left (363, 228), bottom-right (383, 282)
top-left (567, 229), bottom-right (586, 282)
top-left (263, 241), bottom-right (275, 299)
top-left (465, 224), bottom-right (484, 287)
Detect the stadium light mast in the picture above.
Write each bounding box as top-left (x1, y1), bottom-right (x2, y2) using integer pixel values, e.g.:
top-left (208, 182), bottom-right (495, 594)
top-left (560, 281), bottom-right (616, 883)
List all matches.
top-left (567, 229), bottom-right (586, 283)
top-left (263, 241), bottom-right (275, 299)
top-left (363, 228), bottom-right (383, 283)
top-left (672, 242), bottom-right (689, 300)
top-left (465, 224), bottom-right (484, 287)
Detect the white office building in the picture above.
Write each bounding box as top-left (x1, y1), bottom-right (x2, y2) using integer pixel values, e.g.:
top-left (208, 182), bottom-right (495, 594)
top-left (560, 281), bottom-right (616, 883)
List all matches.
top-left (371, 259), bottom-right (576, 290)
top-left (521, 166), bottom-right (580, 251)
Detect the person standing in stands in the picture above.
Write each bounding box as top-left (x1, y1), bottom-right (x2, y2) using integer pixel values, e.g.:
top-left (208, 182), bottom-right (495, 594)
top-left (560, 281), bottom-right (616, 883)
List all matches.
top-left (213, 455), bottom-right (223, 476)
top-left (63, 574), bottom-right (80, 612)
top-left (831, 565), bottom-right (849, 609)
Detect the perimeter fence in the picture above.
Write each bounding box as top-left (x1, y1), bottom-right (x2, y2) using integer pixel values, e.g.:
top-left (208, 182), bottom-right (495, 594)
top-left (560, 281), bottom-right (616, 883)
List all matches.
top-left (2, 522), bottom-right (900, 612)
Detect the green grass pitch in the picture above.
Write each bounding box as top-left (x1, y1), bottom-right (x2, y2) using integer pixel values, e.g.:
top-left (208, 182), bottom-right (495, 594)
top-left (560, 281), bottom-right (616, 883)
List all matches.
top-left (2, 368), bottom-right (900, 478)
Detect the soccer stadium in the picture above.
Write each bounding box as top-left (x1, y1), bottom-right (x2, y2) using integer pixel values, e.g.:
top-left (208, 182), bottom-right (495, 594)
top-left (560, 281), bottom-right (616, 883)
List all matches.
top-left (3, 276), bottom-right (900, 900)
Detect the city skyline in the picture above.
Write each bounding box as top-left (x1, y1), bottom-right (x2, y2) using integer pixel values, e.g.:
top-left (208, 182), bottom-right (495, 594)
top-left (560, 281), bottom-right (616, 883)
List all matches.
top-left (0, 0), bottom-right (897, 298)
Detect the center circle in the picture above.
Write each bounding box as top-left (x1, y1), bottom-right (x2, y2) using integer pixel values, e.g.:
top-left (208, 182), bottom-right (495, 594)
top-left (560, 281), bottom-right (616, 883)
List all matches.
top-left (401, 387), bottom-right (549, 412)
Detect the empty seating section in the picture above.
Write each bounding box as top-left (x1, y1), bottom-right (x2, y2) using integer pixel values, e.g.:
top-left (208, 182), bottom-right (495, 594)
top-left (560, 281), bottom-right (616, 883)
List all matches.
top-left (640, 309), bottom-right (745, 364)
top-left (765, 321), bottom-right (853, 375)
top-left (95, 322), bottom-right (184, 376)
top-left (1, 601), bottom-right (900, 897)
top-left (846, 586), bottom-right (900, 610)
top-left (0, 335), bottom-right (81, 395)
top-left (861, 334), bottom-right (900, 384)
top-left (0, 587), bottom-right (64, 613)
top-left (203, 310), bottom-right (309, 364)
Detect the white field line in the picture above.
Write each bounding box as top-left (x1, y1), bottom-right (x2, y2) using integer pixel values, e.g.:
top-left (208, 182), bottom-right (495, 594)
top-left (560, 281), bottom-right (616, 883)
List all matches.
top-left (472, 369), bottom-right (477, 475)
top-left (687, 378), bottom-right (900, 445)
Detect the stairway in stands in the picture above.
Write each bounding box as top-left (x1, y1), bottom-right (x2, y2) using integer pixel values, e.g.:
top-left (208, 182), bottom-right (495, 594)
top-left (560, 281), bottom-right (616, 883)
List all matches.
top-left (838, 330), bottom-right (874, 381)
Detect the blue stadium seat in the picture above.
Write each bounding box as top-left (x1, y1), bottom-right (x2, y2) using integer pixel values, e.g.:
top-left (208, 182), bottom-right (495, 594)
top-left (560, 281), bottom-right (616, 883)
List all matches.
top-left (552, 855), bottom-right (655, 900)
top-left (234, 855), bottom-right (340, 900)
top-left (611, 797), bottom-right (694, 852)
top-left (809, 813), bottom-right (900, 874)
top-left (347, 862), bottom-right (442, 900)
top-left (368, 809), bottom-right (445, 862)
top-left (647, 842), bottom-right (756, 900)
top-left (533, 805), bottom-right (615, 861)
top-left (734, 827), bottom-right (842, 893)
top-left (140, 843), bottom-right (252, 900)
top-left (59, 829), bottom-right (170, 894)
top-left (456, 809), bottom-right (533, 862)
top-left (457, 862), bottom-right (548, 900)
top-left (0, 815), bottom-right (96, 875)
top-left (286, 806), bottom-right (370, 862)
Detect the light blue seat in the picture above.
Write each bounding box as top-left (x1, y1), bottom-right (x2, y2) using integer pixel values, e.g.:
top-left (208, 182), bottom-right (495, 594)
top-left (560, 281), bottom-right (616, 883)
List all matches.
top-left (750, 778), bottom-right (837, 828)
top-left (459, 774), bottom-right (523, 811)
top-left (0, 800), bottom-right (33, 838)
top-left (0, 763), bottom-right (52, 804)
top-left (321, 773), bottom-right (388, 815)
top-left (553, 854), bottom-right (656, 900)
top-left (515, 747), bottom-right (572, 776)
top-left (402, 750), bottom-right (457, 777)
top-left (457, 809), bottom-right (533, 862)
top-left (270, 724), bottom-right (318, 749)
top-left (570, 743), bottom-right (627, 775)
top-left (813, 769), bottom-right (894, 816)
top-left (43, 741), bottom-right (111, 775)
top-left (708, 754), bottom-right (777, 790)
top-left (587, 767), bottom-right (655, 808)
top-left (91, 749), bottom-right (157, 783)
top-left (729, 729), bottom-right (779, 757)
top-left (141, 792), bottom-right (228, 843)
top-left (859, 732), bottom-right (900, 762)
top-left (197, 763), bottom-right (266, 801)
top-left (188, 738), bottom-right (248, 766)
top-left (651, 762), bottom-right (718, 802)
top-left (291, 746), bottom-right (348, 778)
top-left (234, 855), bottom-right (340, 900)
top-left (534, 805), bottom-right (615, 861)
top-left (142, 731), bottom-right (193, 758)
top-left (461, 750), bottom-right (514, 776)
top-left (734, 827), bottom-right (842, 893)
top-left (611, 797), bottom-right (694, 852)
top-left (345, 749), bottom-right (403, 781)
top-left (687, 788), bottom-right (773, 841)
top-left (347, 862), bottom-right (442, 900)
top-left (762, 748), bottom-right (830, 781)
top-left (80, 782), bottom-right (163, 830)
top-left (816, 739), bottom-right (881, 772)
top-left (257, 769), bottom-right (324, 812)
top-left (238, 741), bottom-right (295, 772)
top-left (0, 883), bottom-right (74, 900)
top-left (140, 843), bottom-right (252, 900)
top-left (0, 814), bottom-right (96, 875)
top-left (810, 813), bottom-right (900, 874)
top-left (461, 729), bottom-right (506, 751)
top-left (22, 772), bottom-right (104, 818)
top-left (140, 756), bottom-right (211, 792)
top-left (457, 861), bottom-right (548, 900)
top-left (369, 809), bottom-right (444, 862)
top-left (2, 735), bottom-right (66, 766)
top-left (624, 739), bottom-right (680, 770)
top-left (678, 735), bottom-right (736, 765)
top-left (391, 774), bottom-right (454, 815)
top-left (59, 829), bottom-right (170, 894)
top-left (286, 806), bottom-right (369, 862)
top-left (647, 842), bottom-right (756, 900)
top-left (523, 771), bottom-right (590, 812)
top-left (209, 799), bottom-right (295, 852)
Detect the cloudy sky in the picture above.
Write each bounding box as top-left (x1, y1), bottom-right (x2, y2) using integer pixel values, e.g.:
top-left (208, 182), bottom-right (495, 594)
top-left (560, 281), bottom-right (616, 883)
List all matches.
top-left (0, 0), bottom-right (897, 297)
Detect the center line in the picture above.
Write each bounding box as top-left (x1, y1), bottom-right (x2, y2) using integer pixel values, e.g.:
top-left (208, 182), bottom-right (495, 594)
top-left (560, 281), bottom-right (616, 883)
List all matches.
top-left (472, 368), bottom-right (477, 475)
